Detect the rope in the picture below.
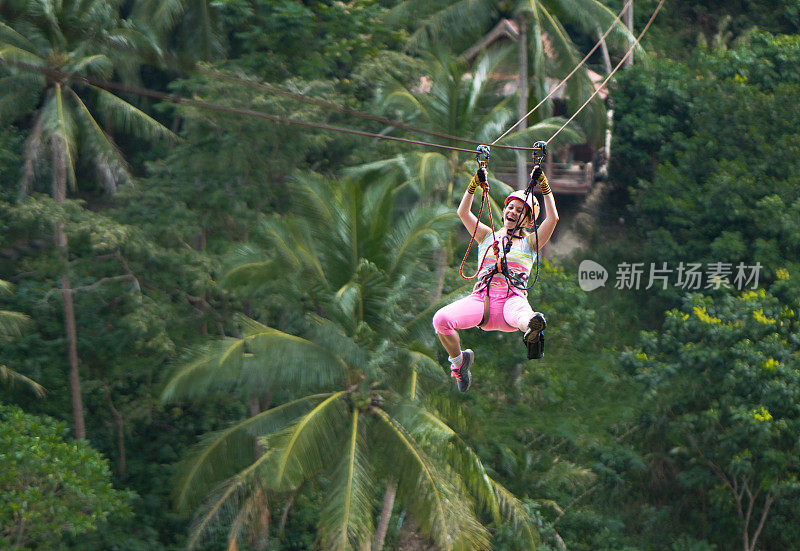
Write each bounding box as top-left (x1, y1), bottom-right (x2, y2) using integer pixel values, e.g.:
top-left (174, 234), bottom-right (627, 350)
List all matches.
top-left (492, 0), bottom-right (633, 145)
top-left (458, 184), bottom-right (501, 280)
top-left (2, 0), bottom-right (661, 159)
top-left (0, 60), bottom-right (480, 154)
top-left (198, 67), bottom-right (535, 151)
top-left (546, 0), bottom-right (665, 146)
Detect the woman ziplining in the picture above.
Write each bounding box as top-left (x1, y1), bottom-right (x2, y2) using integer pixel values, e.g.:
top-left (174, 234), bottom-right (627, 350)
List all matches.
top-left (433, 143), bottom-right (558, 392)
top-left (0, 3), bottom-right (662, 398)
top-left (428, 0), bottom-right (666, 392)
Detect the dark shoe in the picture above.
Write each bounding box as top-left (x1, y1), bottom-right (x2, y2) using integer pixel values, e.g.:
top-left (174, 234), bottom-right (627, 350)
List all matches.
top-left (523, 313), bottom-right (546, 360)
top-left (450, 349), bottom-right (474, 392)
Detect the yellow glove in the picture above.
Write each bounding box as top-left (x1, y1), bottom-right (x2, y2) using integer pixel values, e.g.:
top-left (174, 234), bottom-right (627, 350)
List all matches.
top-left (533, 166), bottom-right (551, 195)
top-left (467, 167), bottom-right (488, 194)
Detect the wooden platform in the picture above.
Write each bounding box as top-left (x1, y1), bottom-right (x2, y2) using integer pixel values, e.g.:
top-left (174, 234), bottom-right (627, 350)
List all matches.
top-left (494, 162), bottom-right (595, 195)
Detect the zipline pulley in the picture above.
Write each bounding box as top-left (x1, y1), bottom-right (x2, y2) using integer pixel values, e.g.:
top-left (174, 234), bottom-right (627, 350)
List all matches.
top-left (475, 144), bottom-right (490, 169)
top-left (531, 140), bottom-right (547, 167)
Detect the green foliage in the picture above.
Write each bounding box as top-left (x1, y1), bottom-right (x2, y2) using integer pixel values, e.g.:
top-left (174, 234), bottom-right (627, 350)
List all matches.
top-left (0, 278), bottom-right (43, 397)
top-left (132, 0), bottom-right (227, 62)
top-left (623, 290), bottom-right (800, 550)
top-left (0, 126), bottom-right (22, 202)
top-left (163, 174), bottom-right (541, 549)
top-left (609, 33), bottom-right (800, 313)
top-left (0, 404), bottom-right (131, 549)
top-left (222, 0), bottom-right (405, 82)
top-left (353, 49), bottom-right (581, 218)
top-left (3, 1), bottom-right (800, 549)
top-left (607, 57), bottom-right (694, 204)
top-left (647, 0), bottom-right (800, 54)
top-left (0, 0), bottom-right (175, 195)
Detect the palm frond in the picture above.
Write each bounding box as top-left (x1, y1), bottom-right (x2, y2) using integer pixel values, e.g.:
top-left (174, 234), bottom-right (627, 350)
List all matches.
top-left (263, 392), bottom-right (349, 491)
top-left (186, 451), bottom-right (273, 550)
top-left (288, 172), bottom-right (337, 230)
top-left (343, 155), bottom-right (407, 180)
top-left (390, 400), bottom-right (541, 546)
top-left (416, 152), bottom-right (449, 197)
top-left (93, 86), bottom-right (177, 142)
top-left (0, 20), bottom-right (37, 51)
top-left (555, 0), bottom-right (638, 50)
top-left (318, 410), bottom-right (375, 550)
top-left (252, 217), bottom-right (320, 280)
top-left (490, 480), bottom-right (540, 548)
top-left (0, 365), bottom-right (46, 398)
top-left (362, 179), bottom-right (396, 260)
top-left (304, 317), bottom-right (367, 370)
top-left (161, 338), bottom-right (246, 401)
top-left (475, 95), bottom-right (515, 144)
top-left (0, 73), bottom-right (44, 124)
top-left (171, 394), bottom-right (332, 511)
top-left (65, 53), bottom-right (112, 79)
top-left (387, 206), bottom-right (457, 280)
top-left (0, 309), bottom-right (31, 338)
top-left (131, 0), bottom-right (186, 33)
top-left (408, 349), bottom-right (447, 380)
top-left (371, 406), bottom-right (491, 550)
top-left (390, 400), bottom-right (501, 522)
top-left (162, 318), bottom-right (348, 401)
top-left (220, 258), bottom-right (286, 295)
top-left (239, 316), bottom-right (349, 390)
top-left (500, 117), bottom-right (583, 150)
top-left (405, 0), bottom-right (496, 52)
top-left (383, 88), bottom-right (430, 124)
top-left (0, 44), bottom-right (45, 66)
top-left (52, 85), bottom-right (78, 191)
top-left (467, 47), bottom-right (511, 114)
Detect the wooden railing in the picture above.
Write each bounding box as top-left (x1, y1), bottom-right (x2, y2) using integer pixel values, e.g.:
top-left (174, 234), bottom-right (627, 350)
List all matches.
top-left (493, 161), bottom-right (594, 195)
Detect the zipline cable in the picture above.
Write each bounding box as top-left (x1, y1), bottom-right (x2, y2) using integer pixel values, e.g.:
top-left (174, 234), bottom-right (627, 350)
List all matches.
top-left (0, 60), bottom-right (479, 154)
top-left (1, 0), bottom-right (661, 160)
top-left (203, 0), bottom-right (633, 154)
top-left (197, 67), bottom-right (537, 151)
top-left (546, 0), bottom-right (665, 146)
top-left (492, 0), bottom-right (633, 145)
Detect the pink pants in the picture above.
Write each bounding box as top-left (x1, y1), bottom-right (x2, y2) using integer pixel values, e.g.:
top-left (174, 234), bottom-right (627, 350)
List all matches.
top-left (432, 286), bottom-right (534, 335)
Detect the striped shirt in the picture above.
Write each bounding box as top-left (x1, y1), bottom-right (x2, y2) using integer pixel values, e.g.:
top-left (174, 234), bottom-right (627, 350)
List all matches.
top-left (475, 233), bottom-right (537, 295)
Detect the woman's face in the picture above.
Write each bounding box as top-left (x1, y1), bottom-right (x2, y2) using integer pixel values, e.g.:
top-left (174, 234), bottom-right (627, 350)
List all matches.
top-left (503, 199), bottom-right (529, 230)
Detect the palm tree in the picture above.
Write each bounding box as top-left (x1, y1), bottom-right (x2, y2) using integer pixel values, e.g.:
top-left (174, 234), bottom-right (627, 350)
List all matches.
top-left (0, 0), bottom-right (174, 438)
top-left (389, 0), bottom-right (637, 183)
top-left (131, 0), bottom-right (226, 64)
top-left (352, 49), bottom-right (579, 301)
top-left (162, 174), bottom-right (539, 550)
top-left (0, 279), bottom-right (44, 397)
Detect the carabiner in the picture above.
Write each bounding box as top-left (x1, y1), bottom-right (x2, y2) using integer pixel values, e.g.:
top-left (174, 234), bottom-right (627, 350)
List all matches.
top-left (532, 141), bottom-right (547, 166)
top-left (475, 145), bottom-right (491, 167)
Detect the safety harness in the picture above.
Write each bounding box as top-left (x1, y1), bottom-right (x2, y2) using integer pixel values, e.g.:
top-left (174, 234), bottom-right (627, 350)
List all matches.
top-left (459, 143), bottom-right (547, 326)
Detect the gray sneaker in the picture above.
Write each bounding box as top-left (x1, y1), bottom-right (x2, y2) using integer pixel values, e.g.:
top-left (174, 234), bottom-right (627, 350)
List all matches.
top-left (450, 349), bottom-right (474, 392)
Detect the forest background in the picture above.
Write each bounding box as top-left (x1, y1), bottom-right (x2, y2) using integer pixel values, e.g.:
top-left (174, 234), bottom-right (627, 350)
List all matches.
top-left (2, 0), bottom-right (800, 549)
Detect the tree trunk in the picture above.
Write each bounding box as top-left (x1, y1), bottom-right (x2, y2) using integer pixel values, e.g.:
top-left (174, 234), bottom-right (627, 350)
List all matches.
top-left (249, 397), bottom-right (265, 458)
top-left (596, 26), bottom-right (613, 74)
top-left (102, 381), bottom-right (126, 478)
top-left (512, 362), bottom-right (523, 403)
top-left (624, 1), bottom-right (634, 66)
top-left (52, 137), bottom-right (86, 440)
top-left (430, 248), bottom-right (447, 304)
top-left (372, 480), bottom-right (397, 551)
top-left (516, 14), bottom-right (529, 190)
